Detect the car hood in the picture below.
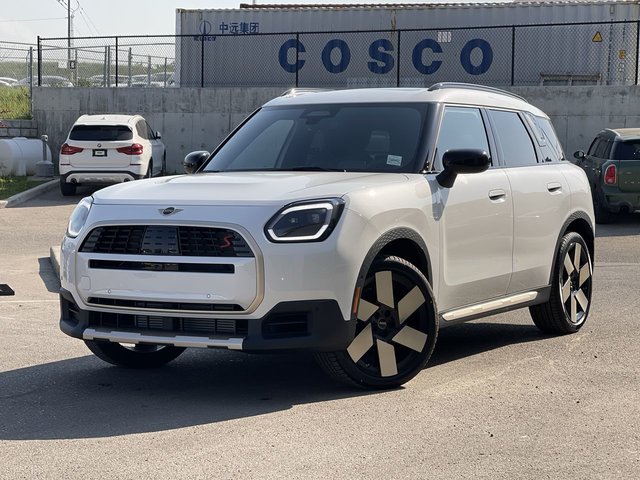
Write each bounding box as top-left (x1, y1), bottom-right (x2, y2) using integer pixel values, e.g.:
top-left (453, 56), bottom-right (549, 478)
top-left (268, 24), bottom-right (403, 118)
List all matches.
top-left (91, 171), bottom-right (411, 206)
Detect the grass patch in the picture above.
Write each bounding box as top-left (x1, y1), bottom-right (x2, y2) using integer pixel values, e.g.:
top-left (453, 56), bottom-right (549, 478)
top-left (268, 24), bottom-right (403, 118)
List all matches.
top-left (0, 86), bottom-right (30, 119)
top-left (0, 176), bottom-right (48, 200)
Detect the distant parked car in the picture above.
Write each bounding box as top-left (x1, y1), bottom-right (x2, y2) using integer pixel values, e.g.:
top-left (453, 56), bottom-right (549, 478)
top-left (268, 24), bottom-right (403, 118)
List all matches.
top-left (0, 80), bottom-right (13, 87)
top-left (0, 77), bottom-right (17, 86)
top-left (130, 74), bottom-right (165, 87)
top-left (574, 128), bottom-right (640, 223)
top-left (150, 72), bottom-right (175, 86)
top-left (59, 114), bottom-right (166, 196)
top-left (87, 74), bottom-right (129, 87)
top-left (15, 76), bottom-right (73, 87)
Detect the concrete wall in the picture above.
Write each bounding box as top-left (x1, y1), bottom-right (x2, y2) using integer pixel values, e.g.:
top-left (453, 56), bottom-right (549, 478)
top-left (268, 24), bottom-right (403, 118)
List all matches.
top-left (32, 87), bottom-right (283, 173)
top-left (32, 86), bottom-right (640, 173)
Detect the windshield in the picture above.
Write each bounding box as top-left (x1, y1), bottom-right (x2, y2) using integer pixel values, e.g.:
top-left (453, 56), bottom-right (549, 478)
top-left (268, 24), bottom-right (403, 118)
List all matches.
top-left (203, 103), bottom-right (428, 173)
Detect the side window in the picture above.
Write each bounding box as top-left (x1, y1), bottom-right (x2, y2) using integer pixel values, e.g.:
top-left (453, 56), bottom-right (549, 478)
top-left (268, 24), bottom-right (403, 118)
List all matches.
top-left (487, 110), bottom-right (538, 167)
top-left (594, 138), bottom-right (609, 158)
top-left (524, 113), bottom-right (565, 162)
top-left (135, 121), bottom-right (148, 140)
top-left (435, 107), bottom-right (490, 170)
top-left (146, 122), bottom-right (155, 140)
top-left (587, 138), bottom-right (600, 156)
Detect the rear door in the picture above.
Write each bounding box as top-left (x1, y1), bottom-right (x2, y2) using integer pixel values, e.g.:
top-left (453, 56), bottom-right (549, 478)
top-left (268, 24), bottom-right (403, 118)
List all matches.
top-left (146, 121), bottom-right (164, 174)
top-left (488, 110), bottom-right (571, 293)
top-left (68, 124), bottom-right (133, 168)
top-left (612, 140), bottom-right (640, 194)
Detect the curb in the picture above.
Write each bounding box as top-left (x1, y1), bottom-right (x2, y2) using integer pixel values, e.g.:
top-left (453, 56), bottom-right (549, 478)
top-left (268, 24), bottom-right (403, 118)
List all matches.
top-left (0, 178), bottom-right (59, 208)
top-left (50, 245), bottom-right (61, 278)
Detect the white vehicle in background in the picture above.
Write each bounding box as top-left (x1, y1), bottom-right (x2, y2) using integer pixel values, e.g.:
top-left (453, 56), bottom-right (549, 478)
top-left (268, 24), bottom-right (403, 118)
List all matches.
top-left (0, 77), bottom-right (17, 86)
top-left (59, 114), bottom-right (166, 196)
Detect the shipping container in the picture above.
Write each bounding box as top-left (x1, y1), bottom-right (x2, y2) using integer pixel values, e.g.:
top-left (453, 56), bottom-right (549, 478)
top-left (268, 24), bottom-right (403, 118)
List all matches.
top-left (175, 1), bottom-right (640, 88)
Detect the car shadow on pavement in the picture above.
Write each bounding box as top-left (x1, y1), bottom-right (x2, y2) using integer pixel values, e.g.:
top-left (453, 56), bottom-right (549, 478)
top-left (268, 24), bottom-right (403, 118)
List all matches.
top-left (430, 321), bottom-right (548, 367)
top-left (0, 321), bottom-right (550, 441)
top-left (38, 257), bottom-right (60, 294)
top-left (594, 213), bottom-right (640, 238)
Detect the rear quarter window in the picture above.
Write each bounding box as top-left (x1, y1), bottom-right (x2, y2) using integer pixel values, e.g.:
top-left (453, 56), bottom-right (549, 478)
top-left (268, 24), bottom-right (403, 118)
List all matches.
top-left (69, 125), bottom-right (133, 141)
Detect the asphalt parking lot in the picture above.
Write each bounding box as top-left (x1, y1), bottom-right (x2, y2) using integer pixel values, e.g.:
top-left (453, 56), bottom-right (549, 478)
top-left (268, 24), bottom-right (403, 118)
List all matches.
top-left (1, 188), bottom-right (639, 479)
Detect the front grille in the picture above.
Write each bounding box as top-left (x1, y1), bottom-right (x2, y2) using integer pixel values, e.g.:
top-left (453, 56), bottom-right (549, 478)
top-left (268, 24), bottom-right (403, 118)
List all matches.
top-left (88, 297), bottom-right (243, 312)
top-left (80, 225), bottom-right (253, 257)
top-left (88, 311), bottom-right (248, 336)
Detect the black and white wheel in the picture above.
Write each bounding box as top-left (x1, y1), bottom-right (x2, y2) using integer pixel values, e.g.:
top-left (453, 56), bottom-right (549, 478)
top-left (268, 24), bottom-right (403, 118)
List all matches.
top-left (316, 256), bottom-right (438, 389)
top-left (85, 340), bottom-right (185, 368)
top-left (530, 232), bottom-right (593, 334)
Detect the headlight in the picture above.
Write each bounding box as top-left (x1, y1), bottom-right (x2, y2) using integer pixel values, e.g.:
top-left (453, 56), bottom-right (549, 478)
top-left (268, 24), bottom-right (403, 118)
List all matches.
top-left (66, 196), bottom-right (93, 238)
top-left (265, 198), bottom-right (345, 242)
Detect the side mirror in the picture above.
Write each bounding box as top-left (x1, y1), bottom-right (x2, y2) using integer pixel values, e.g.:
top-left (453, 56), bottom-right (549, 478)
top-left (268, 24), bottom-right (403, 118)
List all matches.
top-left (155, 131), bottom-right (162, 140)
top-left (436, 149), bottom-right (491, 188)
top-left (573, 150), bottom-right (585, 160)
top-left (183, 151), bottom-right (210, 174)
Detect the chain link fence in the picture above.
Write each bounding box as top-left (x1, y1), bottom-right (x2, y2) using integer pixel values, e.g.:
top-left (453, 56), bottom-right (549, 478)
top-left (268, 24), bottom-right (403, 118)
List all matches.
top-left (34, 21), bottom-right (640, 89)
top-left (0, 42), bottom-right (35, 85)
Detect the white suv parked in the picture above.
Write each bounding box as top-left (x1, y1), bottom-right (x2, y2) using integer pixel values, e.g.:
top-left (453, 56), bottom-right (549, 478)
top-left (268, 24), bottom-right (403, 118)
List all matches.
top-left (59, 84), bottom-right (595, 389)
top-left (59, 114), bottom-right (166, 196)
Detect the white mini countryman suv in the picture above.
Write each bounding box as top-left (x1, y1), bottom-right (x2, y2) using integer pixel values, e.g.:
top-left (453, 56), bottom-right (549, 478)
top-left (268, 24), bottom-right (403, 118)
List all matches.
top-left (60, 84), bottom-right (595, 389)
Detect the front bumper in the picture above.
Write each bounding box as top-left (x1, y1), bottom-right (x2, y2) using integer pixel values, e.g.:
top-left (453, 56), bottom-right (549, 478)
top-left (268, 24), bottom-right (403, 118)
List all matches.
top-left (60, 288), bottom-right (355, 352)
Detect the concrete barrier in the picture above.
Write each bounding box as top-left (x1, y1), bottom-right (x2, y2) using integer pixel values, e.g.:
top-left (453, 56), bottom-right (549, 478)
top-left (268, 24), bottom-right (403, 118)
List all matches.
top-left (32, 85), bottom-right (640, 172)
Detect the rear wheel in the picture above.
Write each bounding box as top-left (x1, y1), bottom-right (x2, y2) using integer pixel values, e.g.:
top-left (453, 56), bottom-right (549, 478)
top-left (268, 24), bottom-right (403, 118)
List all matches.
top-left (594, 190), bottom-right (613, 224)
top-left (60, 179), bottom-right (76, 196)
top-left (145, 159), bottom-right (153, 178)
top-left (161, 153), bottom-right (167, 176)
top-left (529, 232), bottom-right (593, 334)
top-left (85, 340), bottom-right (185, 368)
top-left (316, 255), bottom-right (438, 389)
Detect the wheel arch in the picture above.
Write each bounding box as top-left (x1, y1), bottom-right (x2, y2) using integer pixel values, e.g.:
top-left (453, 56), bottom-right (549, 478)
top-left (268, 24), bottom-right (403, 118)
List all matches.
top-left (352, 228), bottom-right (435, 323)
top-left (547, 211), bottom-right (595, 285)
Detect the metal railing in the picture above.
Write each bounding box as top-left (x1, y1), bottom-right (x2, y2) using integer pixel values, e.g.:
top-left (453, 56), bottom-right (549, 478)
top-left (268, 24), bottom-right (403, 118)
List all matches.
top-left (35, 20), bottom-right (640, 89)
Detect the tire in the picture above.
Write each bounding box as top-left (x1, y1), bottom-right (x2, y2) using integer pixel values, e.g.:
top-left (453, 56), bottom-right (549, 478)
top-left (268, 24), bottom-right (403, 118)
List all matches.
top-left (594, 193), bottom-right (613, 224)
top-left (60, 179), bottom-right (76, 196)
top-left (145, 159), bottom-right (153, 178)
top-left (315, 255), bottom-right (438, 389)
top-left (529, 232), bottom-right (593, 334)
top-left (161, 153), bottom-right (167, 176)
top-left (85, 340), bottom-right (185, 368)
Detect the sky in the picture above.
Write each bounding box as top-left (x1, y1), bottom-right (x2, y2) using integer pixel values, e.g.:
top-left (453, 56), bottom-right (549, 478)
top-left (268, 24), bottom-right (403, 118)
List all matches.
top-left (0, 0), bottom-right (508, 44)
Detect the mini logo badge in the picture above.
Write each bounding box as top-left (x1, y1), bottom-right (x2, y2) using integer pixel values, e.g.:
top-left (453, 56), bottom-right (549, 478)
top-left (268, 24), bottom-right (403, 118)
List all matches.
top-left (160, 207), bottom-right (182, 216)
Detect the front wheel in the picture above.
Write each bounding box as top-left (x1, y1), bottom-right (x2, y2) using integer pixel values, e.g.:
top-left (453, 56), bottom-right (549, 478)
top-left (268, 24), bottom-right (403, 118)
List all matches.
top-left (529, 232), bottom-right (593, 334)
top-left (85, 340), bottom-right (185, 368)
top-left (316, 256), bottom-right (438, 389)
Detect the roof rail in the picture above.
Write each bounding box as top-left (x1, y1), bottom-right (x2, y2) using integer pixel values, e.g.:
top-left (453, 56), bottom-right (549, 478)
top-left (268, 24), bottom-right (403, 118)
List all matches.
top-left (280, 88), bottom-right (330, 97)
top-left (427, 83), bottom-right (528, 103)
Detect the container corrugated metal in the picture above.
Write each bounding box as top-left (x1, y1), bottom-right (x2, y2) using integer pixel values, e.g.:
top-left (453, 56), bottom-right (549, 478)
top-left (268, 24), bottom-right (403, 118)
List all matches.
top-left (175, 1), bottom-right (640, 88)
top-left (176, 1), bottom-right (640, 34)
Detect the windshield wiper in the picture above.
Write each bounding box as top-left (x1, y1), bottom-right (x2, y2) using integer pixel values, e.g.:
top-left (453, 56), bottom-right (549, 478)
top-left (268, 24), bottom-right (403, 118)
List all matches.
top-left (287, 166), bottom-right (345, 172)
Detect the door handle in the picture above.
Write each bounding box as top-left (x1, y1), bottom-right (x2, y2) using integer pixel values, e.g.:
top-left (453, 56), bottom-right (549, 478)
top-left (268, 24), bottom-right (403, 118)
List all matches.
top-left (547, 182), bottom-right (562, 193)
top-left (488, 189), bottom-right (506, 201)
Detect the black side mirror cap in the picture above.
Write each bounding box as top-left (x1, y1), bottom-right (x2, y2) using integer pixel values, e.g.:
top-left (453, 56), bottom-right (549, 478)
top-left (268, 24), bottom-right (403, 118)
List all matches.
top-left (436, 149), bottom-right (491, 188)
top-left (183, 151), bottom-right (210, 174)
